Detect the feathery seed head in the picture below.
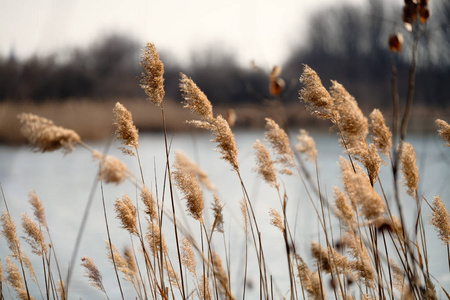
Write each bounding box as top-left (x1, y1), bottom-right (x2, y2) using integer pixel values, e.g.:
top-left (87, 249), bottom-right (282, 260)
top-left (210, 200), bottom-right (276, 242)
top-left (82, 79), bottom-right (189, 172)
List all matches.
top-left (334, 186), bottom-right (357, 229)
top-left (364, 143), bottom-right (381, 185)
top-left (295, 129), bottom-right (317, 162)
top-left (370, 109), bottom-right (392, 156)
top-left (436, 119), bottom-right (450, 147)
top-left (212, 115), bottom-right (239, 171)
top-left (93, 151), bottom-right (128, 184)
top-left (212, 194), bottom-right (224, 233)
top-left (269, 208), bottom-right (284, 233)
top-left (344, 231), bottom-right (375, 287)
top-left (181, 238), bottom-right (196, 275)
top-left (198, 273), bottom-right (212, 300)
top-left (311, 242), bottom-right (351, 275)
top-left (146, 220), bottom-right (167, 256)
top-left (174, 150), bottom-right (216, 191)
top-left (265, 118), bottom-right (294, 174)
top-left (28, 191), bottom-right (47, 228)
top-left (430, 195), bottom-right (450, 244)
top-left (1, 212), bottom-right (20, 258)
top-left (6, 257), bottom-right (31, 300)
top-left (180, 73), bottom-right (214, 121)
top-left (399, 142), bottom-right (419, 197)
top-left (113, 102), bottom-right (139, 150)
top-left (81, 256), bottom-right (106, 294)
top-left (253, 139), bottom-right (278, 188)
top-left (299, 65), bottom-right (335, 120)
top-left (140, 43), bottom-right (165, 106)
top-left (141, 185), bottom-right (158, 221)
top-left (114, 195), bottom-right (138, 235)
top-left (17, 113), bottom-right (80, 154)
top-left (22, 213), bottom-right (47, 256)
top-left (173, 152), bottom-right (205, 222)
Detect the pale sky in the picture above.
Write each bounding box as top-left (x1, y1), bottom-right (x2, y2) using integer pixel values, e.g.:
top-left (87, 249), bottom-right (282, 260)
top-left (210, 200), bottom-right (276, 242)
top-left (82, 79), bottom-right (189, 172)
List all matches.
top-left (0, 0), bottom-right (364, 67)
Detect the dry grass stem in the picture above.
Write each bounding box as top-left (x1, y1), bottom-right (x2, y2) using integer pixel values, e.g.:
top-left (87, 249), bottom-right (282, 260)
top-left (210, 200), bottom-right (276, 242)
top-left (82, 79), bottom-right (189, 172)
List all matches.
top-left (17, 113), bottom-right (80, 154)
top-left (265, 118), bottom-right (295, 175)
top-left (400, 142), bottom-right (419, 197)
top-left (80, 256), bottom-right (107, 295)
top-left (179, 73), bottom-right (214, 121)
top-left (113, 102), bottom-right (139, 150)
top-left (140, 43), bottom-right (165, 106)
top-left (429, 195), bottom-right (450, 244)
top-left (114, 195), bottom-right (138, 235)
top-left (370, 109), bottom-right (392, 156)
top-left (21, 213), bottom-right (47, 256)
top-left (295, 129), bottom-right (317, 162)
top-left (93, 151), bottom-right (129, 184)
top-left (5, 257), bottom-right (31, 300)
top-left (253, 139), bottom-right (278, 188)
top-left (173, 151), bottom-right (205, 222)
top-left (299, 64), bottom-right (335, 120)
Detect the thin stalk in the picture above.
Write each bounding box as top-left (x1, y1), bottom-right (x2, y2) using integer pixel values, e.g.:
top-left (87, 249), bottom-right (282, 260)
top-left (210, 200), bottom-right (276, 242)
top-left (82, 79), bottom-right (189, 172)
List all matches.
top-left (100, 182), bottom-right (124, 300)
top-left (160, 104), bottom-right (186, 299)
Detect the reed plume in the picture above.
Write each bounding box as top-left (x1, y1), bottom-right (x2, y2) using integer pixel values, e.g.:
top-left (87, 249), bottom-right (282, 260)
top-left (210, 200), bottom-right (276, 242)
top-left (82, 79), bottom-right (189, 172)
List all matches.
top-left (269, 208), bottom-right (284, 233)
top-left (211, 194), bottom-right (224, 233)
top-left (265, 118), bottom-right (295, 175)
top-left (299, 64), bottom-right (336, 120)
top-left (173, 151), bottom-right (204, 222)
top-left (370, 109), bottom-right (392, 157)
top-left (147, 220), bottom-right (167, 256)
top-left (57, 280), bottom-right (65, 300)
top-left (80, 256), bottom-right (108, 297)
top-left (310, 241), bottom-right (351, 275)
top-left (114, 195), bottom-right (138, 235)
top-left (1, 212), bottom-right (20, 258)
top-left (211, 251), bottom-right (234, 299)
top-left (344, 231), bottom-right (375, 288)
top-left (330, 81), bottom-right (369, 161)
top-left (334, 186), bottom-right (357, 230)
top-left (180, 73), bottom-right (214, 122)
top-left (17, 113), bottom-right (80, 154)
top-left (123, 247), bottom-right (138, 277)
top-left (181, 237), bottom-right (196, 276)
top-left (296, 256), bottom-right (326, 300)
top-left (21, 213), bottom-right (47, 256)
top-left (295, 129), bottom-right (317, 162)
top-left (165, 261), bottom-right (180, 289)
top-left (198, 273), bottom-right (212, 300)
top-left (5, 257), bottom-right (32, 300)
top-left (399, 142), bottom-right (419, 197)
top-left (93, 151), bottom-right (128, 185)
top-left (141, 185), bottom-right (158, 221)
top-left (140, 43), bottom-right (165, 106)
top-left (105, 241), bottom-right (137, 283)
top-left (436, 119), bottom-right (450, 147)
top-left (429, 195), bottom-right (450, 244)
top-left (173, 151), bottom-right (216, 191)
top-left (253, 139), bottom-right (278, 188)
top-left (28, 191), bottom-right (47, 228)
top-left (113, 102), bottom-right (139, 151)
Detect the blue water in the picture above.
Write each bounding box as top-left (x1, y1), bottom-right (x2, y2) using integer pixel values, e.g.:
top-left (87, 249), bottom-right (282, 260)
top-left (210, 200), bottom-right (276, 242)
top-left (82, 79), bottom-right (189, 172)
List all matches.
top-left (1, 130), bottom-right (449, 299)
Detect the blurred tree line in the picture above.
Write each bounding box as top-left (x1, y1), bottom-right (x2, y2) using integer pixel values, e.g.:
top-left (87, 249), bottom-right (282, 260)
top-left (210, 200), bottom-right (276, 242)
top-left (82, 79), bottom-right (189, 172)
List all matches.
top-left (0, 0), bottom-right (449, 108)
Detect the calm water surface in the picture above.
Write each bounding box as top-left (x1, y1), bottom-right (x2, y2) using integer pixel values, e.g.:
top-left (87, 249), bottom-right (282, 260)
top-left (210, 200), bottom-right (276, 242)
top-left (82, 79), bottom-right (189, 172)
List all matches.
top-left (1, 130), bottom-right (449, 299)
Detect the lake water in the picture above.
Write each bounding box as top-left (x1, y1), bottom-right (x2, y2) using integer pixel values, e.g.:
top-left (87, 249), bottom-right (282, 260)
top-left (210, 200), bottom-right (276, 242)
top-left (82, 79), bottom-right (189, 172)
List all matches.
top-left (1, 130), bottom-right (449, 299)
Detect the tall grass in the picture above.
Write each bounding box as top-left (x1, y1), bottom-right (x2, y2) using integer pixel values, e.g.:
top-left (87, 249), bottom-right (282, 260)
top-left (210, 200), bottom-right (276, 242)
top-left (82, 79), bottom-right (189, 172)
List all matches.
top-left (1, 3), bottom-right (450, 299)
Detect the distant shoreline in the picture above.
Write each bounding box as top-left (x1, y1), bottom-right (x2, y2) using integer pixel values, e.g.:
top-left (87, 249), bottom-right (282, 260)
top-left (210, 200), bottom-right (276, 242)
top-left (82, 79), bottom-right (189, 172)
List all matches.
top-left (1, 98), bottom-right (448, 145)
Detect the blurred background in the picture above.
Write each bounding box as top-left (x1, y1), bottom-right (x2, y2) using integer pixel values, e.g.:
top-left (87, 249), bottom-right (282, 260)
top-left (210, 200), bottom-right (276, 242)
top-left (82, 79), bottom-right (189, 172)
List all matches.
top-left (0, 0), bottom-right (449, 141)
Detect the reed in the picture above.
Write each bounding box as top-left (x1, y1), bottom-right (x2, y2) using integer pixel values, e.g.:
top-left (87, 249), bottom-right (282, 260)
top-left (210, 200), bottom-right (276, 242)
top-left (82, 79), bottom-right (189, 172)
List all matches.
top-left (1, 3), bottom-right (450, 299)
